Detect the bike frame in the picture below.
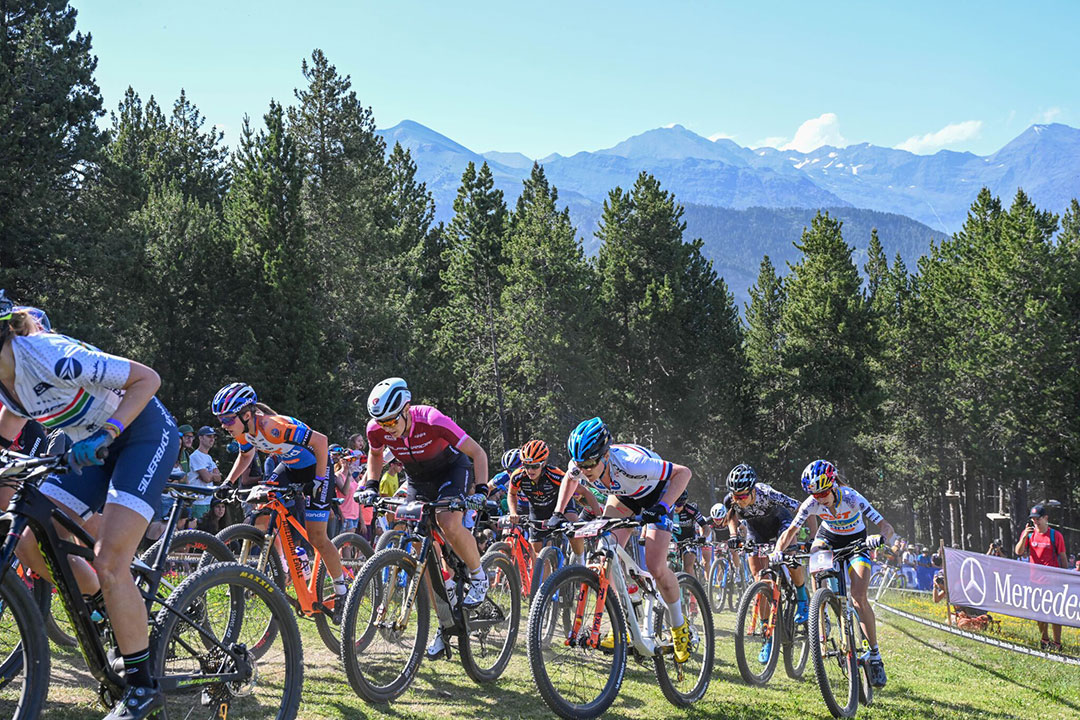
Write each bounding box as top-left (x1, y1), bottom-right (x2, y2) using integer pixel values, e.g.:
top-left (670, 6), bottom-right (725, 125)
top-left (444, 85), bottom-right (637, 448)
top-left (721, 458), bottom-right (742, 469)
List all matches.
top-left (0, 463), bottom-right (246, 700)
top-left (811, 545), bottom-right (867, 666)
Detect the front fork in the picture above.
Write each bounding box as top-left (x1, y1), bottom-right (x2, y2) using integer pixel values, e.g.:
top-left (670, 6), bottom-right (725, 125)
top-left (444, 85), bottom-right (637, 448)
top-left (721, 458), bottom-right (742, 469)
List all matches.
top-left (567, 551), bottom-right (612, 648)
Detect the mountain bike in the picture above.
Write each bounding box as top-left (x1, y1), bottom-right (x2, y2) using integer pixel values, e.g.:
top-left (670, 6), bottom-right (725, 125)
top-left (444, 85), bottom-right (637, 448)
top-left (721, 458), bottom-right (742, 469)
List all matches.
top-left (216, 482), bottom-right (373, 654)
top-left (0, 450), bottom-right (303, 720)
top-left (732, 542), bottom-right (810, 685)
top-left (488, 517), bottom-right (565, 597)
top-left (808, 539), bottom-right (875, 718)
top-left (526, 515), bottom-right (715, 719)
top-left (339, 496), bottom-right (520, 702)
top-left (670, 536), bottom-right (709, 589)
top-left (868, 551), bottom-right (907, 601)
top-left (709, 543), bottom-right (751, 613)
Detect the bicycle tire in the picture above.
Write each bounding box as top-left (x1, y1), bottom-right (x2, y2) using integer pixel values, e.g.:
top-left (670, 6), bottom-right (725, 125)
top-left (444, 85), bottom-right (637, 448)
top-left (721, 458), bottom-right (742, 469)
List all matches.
top-left (526, 565), bottom-right (627, 720)
top-left (534, 546), bottom-right (561, 597)
top-left (215, 524), bottom-right (285, 655)
top-left (734, 579), bottom-right (780, 685)
top-left (140, 529), bottom-right (236, 596)
top-left (782, 592), bottom-right (809, 680)
top-left (707, 557), bottom-right (728, 613)
top-left (0, 571), bottom-right (49, 718)
top-left (459, 550), bottom-right (521, 683)
top-left (313, 532), bottom-right (374, 655)
top-left (151, 561), bottom-right (303, 720)
top-left (852, 610), bottom-right (874, 706)
top-left (374, 529), bottom-right (407, 552)
top-left (808, 587), bottom-right (858, 718)
top-left (339, 548), bottom-right (427, 703)
top-left (30, 577), bottom-right (78, 649)
top-left (653, 572), bottom-right (714, 706)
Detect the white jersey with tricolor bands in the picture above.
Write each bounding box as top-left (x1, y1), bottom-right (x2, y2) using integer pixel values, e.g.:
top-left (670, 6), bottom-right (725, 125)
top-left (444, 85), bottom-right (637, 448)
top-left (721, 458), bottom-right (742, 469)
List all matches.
top-left (793, 485), bottom-right (883, 536)
top-left (572, 442), bottom-right (673, 499)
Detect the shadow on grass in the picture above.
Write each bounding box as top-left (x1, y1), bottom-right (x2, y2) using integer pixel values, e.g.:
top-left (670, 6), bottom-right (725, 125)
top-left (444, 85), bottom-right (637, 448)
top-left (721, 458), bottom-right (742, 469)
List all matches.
top-left (884, 615), bottom-right (1080, 715)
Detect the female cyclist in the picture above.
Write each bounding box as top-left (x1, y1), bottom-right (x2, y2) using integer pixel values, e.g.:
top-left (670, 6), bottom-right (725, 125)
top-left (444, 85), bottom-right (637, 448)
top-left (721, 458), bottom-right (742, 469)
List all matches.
top-left (550, 417), bottom-right (694, 663)
top-left (772, 459), bottom-right (895, 688)
top-left (0, 291), bottom-right (179, 719)
top-left (211, 382), bottom-right (348, 622)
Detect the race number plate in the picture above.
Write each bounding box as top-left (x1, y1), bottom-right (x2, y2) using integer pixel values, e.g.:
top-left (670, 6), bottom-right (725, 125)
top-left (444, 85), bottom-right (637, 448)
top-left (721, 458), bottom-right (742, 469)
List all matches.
top-left (575, 519), bottom-right (607, 538)
top-left (395, 501), bottom-right (425, 523)
top-left (809, 549), bottom-right (835, 574)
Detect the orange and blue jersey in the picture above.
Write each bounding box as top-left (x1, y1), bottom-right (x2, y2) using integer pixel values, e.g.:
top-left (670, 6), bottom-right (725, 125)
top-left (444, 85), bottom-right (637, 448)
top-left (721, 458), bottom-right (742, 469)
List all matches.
top-left (228, 414), bottom-right (316, 468)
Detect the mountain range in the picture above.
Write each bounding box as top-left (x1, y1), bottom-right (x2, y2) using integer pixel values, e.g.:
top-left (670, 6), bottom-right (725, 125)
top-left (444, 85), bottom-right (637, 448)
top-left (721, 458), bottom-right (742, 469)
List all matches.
top-left (376, 119), bottom-right (1079, 303)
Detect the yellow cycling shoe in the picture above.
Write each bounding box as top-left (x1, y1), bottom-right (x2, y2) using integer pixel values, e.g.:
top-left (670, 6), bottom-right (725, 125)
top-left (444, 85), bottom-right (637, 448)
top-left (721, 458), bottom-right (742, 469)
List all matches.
top-left (672, 621), bottom-right (691, 663)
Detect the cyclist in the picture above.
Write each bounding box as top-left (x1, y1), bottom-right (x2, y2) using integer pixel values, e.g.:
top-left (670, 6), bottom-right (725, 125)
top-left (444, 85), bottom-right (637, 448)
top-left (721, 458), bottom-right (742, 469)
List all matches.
top-left (507, 439), bottom-right (602, 564)
top-left (549, 417), bottom-right (694, 663)
top-left (723, 462), bottom-right (811, 662)
top-left (0, 291), bottom-right (179, 719)
top-left (355, 377), bottom-right (491, 659)
top-left (672, 491), bottom-right (710, 575)
top-left (772, 459), bottom-right (895, 689)
top-left (211, 382), bottom-right (349, 623)
top-left (492, 448), bottom-right (520, 497)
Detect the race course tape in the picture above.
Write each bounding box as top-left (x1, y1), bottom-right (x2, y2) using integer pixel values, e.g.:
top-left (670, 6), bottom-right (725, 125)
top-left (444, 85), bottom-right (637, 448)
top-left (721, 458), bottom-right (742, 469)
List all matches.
top-left (874, 600), bottom-right (1080, 666)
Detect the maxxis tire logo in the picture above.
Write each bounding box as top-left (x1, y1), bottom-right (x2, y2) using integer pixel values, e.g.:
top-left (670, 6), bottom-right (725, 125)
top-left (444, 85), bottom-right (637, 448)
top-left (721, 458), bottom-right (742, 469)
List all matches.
top-left (958, 557), bottom-right (987, 606)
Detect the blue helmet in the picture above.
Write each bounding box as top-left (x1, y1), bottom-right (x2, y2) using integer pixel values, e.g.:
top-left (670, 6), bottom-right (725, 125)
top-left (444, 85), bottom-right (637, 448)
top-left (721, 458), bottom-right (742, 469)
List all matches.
top-left (501, 448), bottom-right (521, 471)
top-left (567, 417), bottom-right (612, 463)
top-left (801, 459), bottom-right (837, 495)
top-left (211, 382), bottom-right (258, 416)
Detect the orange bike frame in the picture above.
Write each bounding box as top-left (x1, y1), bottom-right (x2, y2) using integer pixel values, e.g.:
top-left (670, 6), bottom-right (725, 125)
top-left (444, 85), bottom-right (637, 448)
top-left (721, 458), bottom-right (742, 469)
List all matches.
top-left (254, 493), bottom-right (325, 616)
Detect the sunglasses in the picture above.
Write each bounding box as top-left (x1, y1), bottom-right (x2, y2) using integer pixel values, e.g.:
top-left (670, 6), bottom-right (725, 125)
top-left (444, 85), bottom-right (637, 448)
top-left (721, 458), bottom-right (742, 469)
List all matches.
top-left (376, 413), bottom-right (402, 429)
top-left (217, 414), bottom-right (239, 426)
top-left (523, 462), bottom-right (542, 470)
top-left (812, 489), bottom-right (833, 499)
top-left (576, 458), bottom-right (601, 470)
top-left (732, 491), bottom-right (751, 500)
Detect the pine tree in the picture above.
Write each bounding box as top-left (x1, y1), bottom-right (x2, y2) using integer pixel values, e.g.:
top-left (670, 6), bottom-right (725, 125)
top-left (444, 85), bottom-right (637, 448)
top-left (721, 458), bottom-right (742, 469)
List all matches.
top-left (743, 256), bottom-right (790, 478)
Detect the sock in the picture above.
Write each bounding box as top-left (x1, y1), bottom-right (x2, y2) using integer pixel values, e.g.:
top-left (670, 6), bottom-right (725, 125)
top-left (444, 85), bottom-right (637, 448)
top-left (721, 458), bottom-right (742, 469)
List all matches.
top-left (122, 648), bottom-right (153, 688)
top-left (470, 566), bottom-right (486, 582)
top-left (796, 584), bottom-right (808, 602)
top-left (571, 553), bottom-right (584, 566)
top-left (333, 574), bottom-right (348, 595)
top-left (869, 645), bottom-right (881, 659)
top-left (667, 598), bottom-right (684, 628)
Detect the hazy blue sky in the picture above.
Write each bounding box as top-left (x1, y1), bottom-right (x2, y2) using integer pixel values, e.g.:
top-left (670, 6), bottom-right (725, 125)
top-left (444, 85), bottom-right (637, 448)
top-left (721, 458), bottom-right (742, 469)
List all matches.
top-left (78, 1), bottom-right (1078, 157)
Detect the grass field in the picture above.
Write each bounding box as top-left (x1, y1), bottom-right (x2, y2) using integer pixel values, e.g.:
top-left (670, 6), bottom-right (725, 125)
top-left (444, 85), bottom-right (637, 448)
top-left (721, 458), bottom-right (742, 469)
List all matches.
top-left (29, 595), bottom-right (1080, 720)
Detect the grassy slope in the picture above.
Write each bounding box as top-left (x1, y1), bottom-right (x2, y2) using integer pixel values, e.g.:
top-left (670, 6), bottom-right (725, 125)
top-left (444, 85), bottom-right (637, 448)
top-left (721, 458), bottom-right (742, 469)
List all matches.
top-left (36, 601), bottom-right (1080, 720)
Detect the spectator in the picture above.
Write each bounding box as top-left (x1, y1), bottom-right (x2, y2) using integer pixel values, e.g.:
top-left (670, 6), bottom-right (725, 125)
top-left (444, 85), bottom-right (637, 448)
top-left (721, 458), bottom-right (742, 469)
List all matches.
top-left (1014, 504), bottom-right (1068, 651)
top-left (197, 498), bottom-right (229, 534)
top-left (177, 424), bottom-right (195, 478)
top-left (188, 426), bottom-right (222, 524)
top-left (987, 539), bottom-right (1004, 557)
top-left (335, 448), bottom-right (362, 535)
top-left (379, 449), bottom-right (402, 497)
top-left (1074, 557), bottom-right (1080, 572)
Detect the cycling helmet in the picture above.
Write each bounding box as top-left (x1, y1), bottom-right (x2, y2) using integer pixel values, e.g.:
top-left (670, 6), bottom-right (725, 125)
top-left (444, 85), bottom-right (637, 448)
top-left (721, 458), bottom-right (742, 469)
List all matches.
top-left (710, 502), bottom-right (727, 520)
top-left (13, 306), bottom-right (51, 332)
top-left (567, 417), bottom-right (612, 463)
top-left (801, 459), bottom-right (837, 495)
top-left (329, 443), bottom-right (346, 456)
top-left (520, 439), bottom-right (549, 465)
top-left (726, 463), bottom-right (757, 493)
top-left (674, 490), bottom-right (689, 508)
top-left (501, 448), bottom-right (521, 471)
top-left (368, 377), bottom-right (411, 421)
top-left (0, 290), bottom-right (13, 322)
top-left (211, 382), bottom-right (258, 416)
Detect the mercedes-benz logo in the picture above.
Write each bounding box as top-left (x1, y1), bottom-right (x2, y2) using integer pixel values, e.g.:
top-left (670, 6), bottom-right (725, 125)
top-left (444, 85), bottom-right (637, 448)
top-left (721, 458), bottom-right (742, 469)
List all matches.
top-left (958, 557), bottom-right (987, 606)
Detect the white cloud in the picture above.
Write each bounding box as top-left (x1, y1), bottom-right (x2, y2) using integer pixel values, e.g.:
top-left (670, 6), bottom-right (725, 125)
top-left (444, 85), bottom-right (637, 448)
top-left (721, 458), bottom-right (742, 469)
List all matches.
top-left (708, 132), bottom-right (735, 142)
top-left (894, 120), bottom-right (983, 153)
top-left (1036, 107), bottom-right (1062, 123)
top-left (778, 113), bottom-right (846, 152)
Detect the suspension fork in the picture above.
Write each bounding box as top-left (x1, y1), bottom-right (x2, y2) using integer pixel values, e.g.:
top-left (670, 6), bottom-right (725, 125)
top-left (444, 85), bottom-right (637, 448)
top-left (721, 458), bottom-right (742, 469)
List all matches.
top-left (393, 537), bottom-right (430, 628)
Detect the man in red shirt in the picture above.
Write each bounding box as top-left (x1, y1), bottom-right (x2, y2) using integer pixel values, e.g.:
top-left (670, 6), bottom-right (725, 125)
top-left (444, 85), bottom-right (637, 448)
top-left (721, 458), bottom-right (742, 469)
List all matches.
top-left (1014, 504), bottom-right (1068, 650)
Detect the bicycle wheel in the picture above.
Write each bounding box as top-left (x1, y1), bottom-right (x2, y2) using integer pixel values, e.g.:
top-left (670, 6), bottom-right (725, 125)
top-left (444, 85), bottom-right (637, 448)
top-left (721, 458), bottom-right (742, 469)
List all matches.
top-left (30, 576), bottom-right (77, 649)
top-left (460, 550), bottom-right (520, 683)
top-left (339, 548), bottom-right (427, 703)
top-left (534, 546), bottom-right (561, 596)
top-left (526, 565), bottom-right (627, 720)
top-left (375, 529), bottom-right (408, 552)
top-left (734, 579), bottom-right (780, 685)
top-left (782, 592), bottom-right (810, 680)
top-left (314, 532), bottom-right (374, 654)
top-left (653, 572), bottom-right (714, 706)
top-left (708, 557), bottom-right (728, 613)
top-left (152, 561), bottom-right (302, 720)
top-left (0, 571), bottom-right (49, 719)
top-left (215, 524), bottom-right (285, 655)
top-left (140, 529), bottom-right (236, 600)
top-left (852, 610), bottom-right (874, 706)
top-left (808, 587), bottom-right (858, 718)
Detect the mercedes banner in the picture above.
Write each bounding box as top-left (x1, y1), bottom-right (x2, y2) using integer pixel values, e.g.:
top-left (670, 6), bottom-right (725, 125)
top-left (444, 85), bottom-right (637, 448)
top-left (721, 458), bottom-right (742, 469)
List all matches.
top-left (944, 547), bottom-right (1080, 628)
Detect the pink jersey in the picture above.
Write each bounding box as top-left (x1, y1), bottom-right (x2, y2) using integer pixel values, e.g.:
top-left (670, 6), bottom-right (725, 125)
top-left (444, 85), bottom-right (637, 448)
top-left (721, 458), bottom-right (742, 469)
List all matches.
top-left (366, 405), bottom-right (469, 481)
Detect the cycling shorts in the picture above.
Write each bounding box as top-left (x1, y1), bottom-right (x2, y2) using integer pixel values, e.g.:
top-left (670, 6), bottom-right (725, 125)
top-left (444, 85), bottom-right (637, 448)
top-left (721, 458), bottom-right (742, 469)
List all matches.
top-left (267, 462), bottom-right (334, 523)
top-left (745, 508), bottom-right (794, 545)
top-left (610, 482), bottom-right (673, 532)
top-left (405, 452), bottom-right (473, 505)
top-left (42, 397), bottom-right (179, 522)
top-left (813, 527), bottom-right (871, 568)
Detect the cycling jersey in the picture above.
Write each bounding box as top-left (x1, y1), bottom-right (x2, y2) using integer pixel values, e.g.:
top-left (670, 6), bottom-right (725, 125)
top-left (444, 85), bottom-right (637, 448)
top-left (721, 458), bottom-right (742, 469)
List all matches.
top-left (571, 443), bottom-right (672, 499)
top-left (366, 405), bottom-right (469, 483)
top-left (723, 482), bottom-right (799, 521)
top-left (794, 485), bottom-right (883, 536)
top-left (673, 502), bottom-right (709, 541)
top-left (0, 333), bottom-right (129, 442)
top-left (509, 465), bottom-right (565, 509)
top-left (227, 414), bottom-right (316, 468)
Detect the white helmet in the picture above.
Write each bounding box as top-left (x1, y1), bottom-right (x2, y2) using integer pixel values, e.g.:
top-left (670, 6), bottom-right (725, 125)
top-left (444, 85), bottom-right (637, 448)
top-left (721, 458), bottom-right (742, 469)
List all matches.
top-left (710, 502), bottom-right (727, 520)
top-left (368, 377), bottom-right (411, 421)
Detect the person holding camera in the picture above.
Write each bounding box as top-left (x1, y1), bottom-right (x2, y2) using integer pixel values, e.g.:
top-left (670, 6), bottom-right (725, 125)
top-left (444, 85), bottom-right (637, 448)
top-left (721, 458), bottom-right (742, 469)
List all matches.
top-left (1015, 504), bottom-right (1067, 651)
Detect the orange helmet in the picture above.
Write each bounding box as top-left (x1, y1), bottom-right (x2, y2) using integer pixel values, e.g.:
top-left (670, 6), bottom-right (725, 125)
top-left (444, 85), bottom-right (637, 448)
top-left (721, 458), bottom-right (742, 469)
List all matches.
top-left (520, 439), bottom-right (550, 465)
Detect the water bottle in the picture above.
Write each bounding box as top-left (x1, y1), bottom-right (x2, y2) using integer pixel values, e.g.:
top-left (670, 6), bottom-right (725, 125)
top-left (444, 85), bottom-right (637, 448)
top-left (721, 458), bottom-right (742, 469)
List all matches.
top-left (296, 547), bottom-right (312, 583)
